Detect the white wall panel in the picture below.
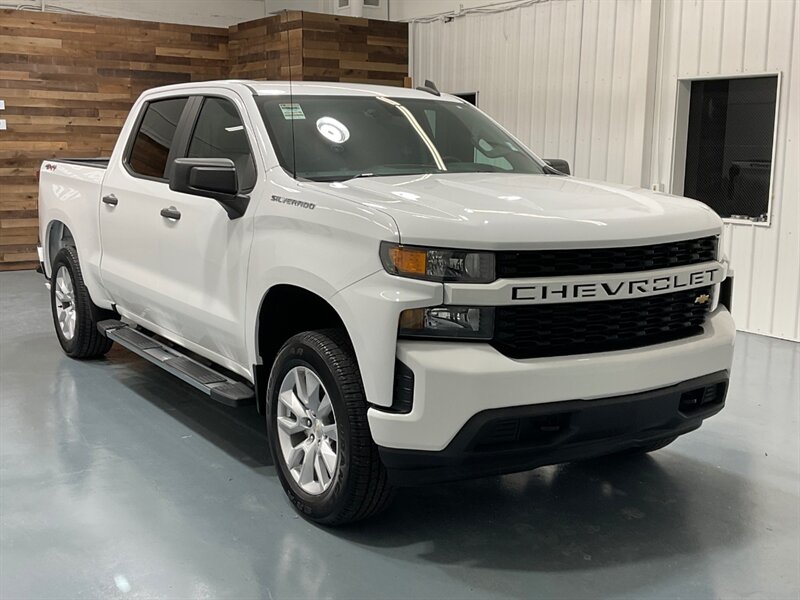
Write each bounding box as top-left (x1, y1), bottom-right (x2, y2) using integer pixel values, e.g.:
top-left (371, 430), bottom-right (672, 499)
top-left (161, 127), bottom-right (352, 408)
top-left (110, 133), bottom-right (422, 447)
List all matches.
top-left (412, 0), bottom-right (585, 169)
top-left (1, 0), bottom-right (268, 26)
top-left (413, 0), bottom-right (659, 185)
top-left (392, 0), bottom-right (518, 21)
top-left (411, 0), bottom-right (799, 340)
top-left (651, 0), bottom-right (799, 341)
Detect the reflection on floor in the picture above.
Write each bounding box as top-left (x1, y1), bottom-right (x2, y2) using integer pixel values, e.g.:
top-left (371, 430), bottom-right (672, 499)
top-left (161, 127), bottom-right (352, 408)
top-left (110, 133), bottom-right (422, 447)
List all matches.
top-left (1, 271), bottom-right (798, 599)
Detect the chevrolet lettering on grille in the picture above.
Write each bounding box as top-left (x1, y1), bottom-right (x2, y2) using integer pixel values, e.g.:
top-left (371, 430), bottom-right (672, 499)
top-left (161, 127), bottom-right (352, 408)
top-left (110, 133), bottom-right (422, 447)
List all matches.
top-left (511, 265), bottom-right (725, 304)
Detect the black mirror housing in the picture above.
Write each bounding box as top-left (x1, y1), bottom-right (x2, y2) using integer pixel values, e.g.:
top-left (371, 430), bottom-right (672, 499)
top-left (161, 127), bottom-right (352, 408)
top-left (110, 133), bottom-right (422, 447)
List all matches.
top-left (170, 158), bottom-right (249, 218)
top-left (543, 158), bottom-right (571, 176)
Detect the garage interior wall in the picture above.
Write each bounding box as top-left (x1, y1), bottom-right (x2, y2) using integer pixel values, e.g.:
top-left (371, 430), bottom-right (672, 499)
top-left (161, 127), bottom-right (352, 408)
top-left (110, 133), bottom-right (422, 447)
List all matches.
top-left (229, 11), bottom-right (407, 84)
top-left (0, 1), bottom-right (390, 26)
top-left (410, 0), bottom-right (799, 341)
top-left (1, 0), bottom-right (268, 27)
top-left (0, 9), bottom-right (229, 271)
top-left (0, 9), bottom-right (407, 271)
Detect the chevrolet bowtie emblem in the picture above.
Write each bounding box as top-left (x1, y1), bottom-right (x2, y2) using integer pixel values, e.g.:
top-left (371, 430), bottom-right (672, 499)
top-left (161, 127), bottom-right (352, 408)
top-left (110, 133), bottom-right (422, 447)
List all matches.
top-left (694, 293), bottom-right (711, 305)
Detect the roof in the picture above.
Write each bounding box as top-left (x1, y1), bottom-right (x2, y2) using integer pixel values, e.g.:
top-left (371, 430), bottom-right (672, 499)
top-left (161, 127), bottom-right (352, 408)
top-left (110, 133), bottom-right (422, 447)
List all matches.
top-left (144, 80), bottom-right (460, 101)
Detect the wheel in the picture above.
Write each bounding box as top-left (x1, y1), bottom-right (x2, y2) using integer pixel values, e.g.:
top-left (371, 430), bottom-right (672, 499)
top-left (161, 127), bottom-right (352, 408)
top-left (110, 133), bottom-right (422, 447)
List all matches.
top-left (266, 329), bottom-right (394, 525)
top-left (50, 246), bottom-right (114, 359)
top-left (624, 436), bottom-right (678, 455)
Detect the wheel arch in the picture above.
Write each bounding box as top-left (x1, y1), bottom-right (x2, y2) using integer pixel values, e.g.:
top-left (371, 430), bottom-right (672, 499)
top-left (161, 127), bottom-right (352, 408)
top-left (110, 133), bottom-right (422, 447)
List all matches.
top-left (42, 215), bottom-right (115, 310)
top-left (44, 220), bottom-right (76, 276)
top-left (253, 284), bottom-right (352, 414)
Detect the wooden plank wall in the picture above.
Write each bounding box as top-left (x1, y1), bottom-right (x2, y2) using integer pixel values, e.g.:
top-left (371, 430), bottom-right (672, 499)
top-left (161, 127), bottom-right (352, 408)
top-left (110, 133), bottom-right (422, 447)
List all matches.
top-left (0, 9), bottom-right (407, 271)
top-left (228, 11), bottom-right (303, 81)
top-left (299, 12), bottom-right (408, 86)
top-left (0, 9), bottom-right (228, 270)
top-left (228, 12), bottom-right (408, 85)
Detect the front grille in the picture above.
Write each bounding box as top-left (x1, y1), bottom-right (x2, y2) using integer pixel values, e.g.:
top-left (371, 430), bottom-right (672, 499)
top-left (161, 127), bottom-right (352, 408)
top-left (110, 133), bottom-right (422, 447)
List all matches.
top-left (492, 287), bottom-right (711, 359)
top-left (495, 236), bottom-right (717, 278)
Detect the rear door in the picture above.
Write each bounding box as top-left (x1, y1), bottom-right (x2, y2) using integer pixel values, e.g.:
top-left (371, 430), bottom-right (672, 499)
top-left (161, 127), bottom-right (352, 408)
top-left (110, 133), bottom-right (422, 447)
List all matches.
top-left (99, 95), bottom-right (192, 322)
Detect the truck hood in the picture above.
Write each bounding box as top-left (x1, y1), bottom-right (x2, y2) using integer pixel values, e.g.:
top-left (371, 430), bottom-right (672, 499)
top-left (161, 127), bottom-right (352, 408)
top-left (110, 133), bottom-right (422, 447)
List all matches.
top-left (315, 173), bottom-right (722, 249)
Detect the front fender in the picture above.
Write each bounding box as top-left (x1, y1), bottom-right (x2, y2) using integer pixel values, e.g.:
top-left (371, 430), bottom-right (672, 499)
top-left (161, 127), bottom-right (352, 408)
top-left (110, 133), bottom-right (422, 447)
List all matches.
top-left (330, 271), bottom-right (442, 408)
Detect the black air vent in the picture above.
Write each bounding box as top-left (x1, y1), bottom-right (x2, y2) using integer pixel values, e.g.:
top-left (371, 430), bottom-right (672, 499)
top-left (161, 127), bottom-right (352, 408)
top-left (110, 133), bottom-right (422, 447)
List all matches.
top-left (496, 237), bottom-right (717, 278)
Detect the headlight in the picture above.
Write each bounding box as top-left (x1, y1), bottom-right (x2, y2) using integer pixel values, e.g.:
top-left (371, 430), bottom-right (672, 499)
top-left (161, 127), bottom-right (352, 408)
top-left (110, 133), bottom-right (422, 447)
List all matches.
top-left (399, 306), bottom-right (494, 340)
top-left (380, 242), bottom-right (495, 283)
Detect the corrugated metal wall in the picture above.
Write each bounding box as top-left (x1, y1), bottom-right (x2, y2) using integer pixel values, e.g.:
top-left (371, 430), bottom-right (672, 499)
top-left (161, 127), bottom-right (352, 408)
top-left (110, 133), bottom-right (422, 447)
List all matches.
top-left (650, 0), bottom-right (799, 341)
top-left (411, 0), bottom-right (799, 341)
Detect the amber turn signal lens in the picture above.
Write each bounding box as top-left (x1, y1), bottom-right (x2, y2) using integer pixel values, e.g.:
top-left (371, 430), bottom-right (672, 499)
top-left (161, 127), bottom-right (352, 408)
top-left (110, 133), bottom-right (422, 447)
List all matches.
top-left (379, 241), bottom-right (495, 283)
top-left (387, 246), bottom-right (427, 276)
top-left (398, 306), bottom-right (495, 340)
top-left (399, 308), bottom-right (425, 330)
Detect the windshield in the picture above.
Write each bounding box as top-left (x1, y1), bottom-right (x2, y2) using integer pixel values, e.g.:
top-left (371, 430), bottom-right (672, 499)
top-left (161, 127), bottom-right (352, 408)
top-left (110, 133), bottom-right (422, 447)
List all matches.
top-left (256, 95), bottom-right (548, 181)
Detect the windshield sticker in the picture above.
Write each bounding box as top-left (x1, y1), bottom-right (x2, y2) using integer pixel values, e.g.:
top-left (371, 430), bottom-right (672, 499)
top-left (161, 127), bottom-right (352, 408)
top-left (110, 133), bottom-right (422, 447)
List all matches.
top-left (279, 103), bottom-right (306, 120)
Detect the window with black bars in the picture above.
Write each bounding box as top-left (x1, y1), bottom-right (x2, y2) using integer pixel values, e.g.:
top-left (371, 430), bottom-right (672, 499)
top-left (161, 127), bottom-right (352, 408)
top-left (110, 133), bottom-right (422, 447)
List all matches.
top-left (683, 75), bottom-right (778, 222)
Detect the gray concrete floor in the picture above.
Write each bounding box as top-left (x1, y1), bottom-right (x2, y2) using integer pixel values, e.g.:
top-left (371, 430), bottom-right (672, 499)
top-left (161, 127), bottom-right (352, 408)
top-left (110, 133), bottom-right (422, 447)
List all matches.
top-left (1, 270), bottom-right (798, 600)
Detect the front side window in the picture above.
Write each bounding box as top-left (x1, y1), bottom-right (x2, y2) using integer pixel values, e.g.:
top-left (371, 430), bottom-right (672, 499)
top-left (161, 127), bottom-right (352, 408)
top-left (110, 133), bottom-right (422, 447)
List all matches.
top-left (187, 97), bottom-right (256, 191)
top-left (128, 97), bottom-right (188, 179)
top-left (256, 95), bottom-right (547, 182)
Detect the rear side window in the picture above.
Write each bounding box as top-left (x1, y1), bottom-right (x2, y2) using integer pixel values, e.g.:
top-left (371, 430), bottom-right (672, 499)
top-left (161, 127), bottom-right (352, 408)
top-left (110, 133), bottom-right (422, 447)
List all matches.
top-left (187, 97), bottom-right (257, 191)
top-left (128, 97), bottom-right (188, 179)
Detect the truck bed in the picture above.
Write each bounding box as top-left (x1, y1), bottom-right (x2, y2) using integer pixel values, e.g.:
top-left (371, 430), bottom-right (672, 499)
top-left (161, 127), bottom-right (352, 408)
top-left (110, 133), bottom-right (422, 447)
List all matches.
top-left (51, 157), bottom-right (110, 169)
top-left (38, 156), bottom-right (111, 284)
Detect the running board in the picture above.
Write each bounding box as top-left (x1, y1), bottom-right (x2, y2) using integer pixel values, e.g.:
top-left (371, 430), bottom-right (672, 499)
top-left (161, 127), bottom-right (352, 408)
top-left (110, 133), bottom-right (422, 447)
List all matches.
top-left (98, 320), bottom-right (255, 407)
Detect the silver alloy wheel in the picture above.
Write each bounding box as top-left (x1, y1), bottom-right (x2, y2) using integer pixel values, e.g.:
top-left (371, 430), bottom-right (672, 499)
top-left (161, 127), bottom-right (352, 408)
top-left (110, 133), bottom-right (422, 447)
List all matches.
top-left (276, 366), bottom-right (339, 495)
top-left (54, 266), bottom-right (77, 341)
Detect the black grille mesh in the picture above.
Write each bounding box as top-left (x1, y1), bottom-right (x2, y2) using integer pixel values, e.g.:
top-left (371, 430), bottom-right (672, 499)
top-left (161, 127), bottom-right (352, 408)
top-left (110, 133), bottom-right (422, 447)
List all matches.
top-left (495, 237), bottom-right (717, 278)
top-left (492, 287), bottom-right (712, 359)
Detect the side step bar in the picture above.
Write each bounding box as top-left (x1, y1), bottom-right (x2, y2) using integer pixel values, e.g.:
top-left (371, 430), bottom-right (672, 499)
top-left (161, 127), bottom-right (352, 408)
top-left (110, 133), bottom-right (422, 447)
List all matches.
top-left (98, 320), bottom-right (255, 407)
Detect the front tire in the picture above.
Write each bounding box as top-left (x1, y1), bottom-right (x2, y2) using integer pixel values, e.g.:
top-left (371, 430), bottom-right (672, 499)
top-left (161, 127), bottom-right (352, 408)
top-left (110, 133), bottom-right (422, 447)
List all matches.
top-left (50, 246), bottom-right (113, 359)
top-left (266, 329), bottom-right (393, 525)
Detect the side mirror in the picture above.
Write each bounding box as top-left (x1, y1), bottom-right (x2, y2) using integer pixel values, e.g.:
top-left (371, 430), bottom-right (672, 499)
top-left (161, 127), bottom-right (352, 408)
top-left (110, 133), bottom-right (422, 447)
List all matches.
top-left (543, 158), bottom-right (571, 176)
top-left (169, 158), bottom-right (249, 219)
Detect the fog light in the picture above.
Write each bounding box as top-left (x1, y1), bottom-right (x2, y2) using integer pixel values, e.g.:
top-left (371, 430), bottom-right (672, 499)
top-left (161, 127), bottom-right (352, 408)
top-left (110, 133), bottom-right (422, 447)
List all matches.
top-left (399, 306), bottom-right (494, 340)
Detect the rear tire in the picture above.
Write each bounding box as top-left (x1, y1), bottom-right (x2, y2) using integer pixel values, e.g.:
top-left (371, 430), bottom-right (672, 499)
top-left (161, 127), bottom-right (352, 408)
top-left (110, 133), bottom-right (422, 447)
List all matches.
top-left (266, 329), bottom-right (394, 525)
top-left (50, 246), bottom-right (114, 359)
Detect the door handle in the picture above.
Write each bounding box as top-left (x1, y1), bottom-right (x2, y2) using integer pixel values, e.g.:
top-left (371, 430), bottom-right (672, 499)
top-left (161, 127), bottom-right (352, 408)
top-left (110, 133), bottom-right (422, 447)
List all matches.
top-left (102, 194), bottom-right (118, 206)
top-left (160, 206), bottom-right (181, 221)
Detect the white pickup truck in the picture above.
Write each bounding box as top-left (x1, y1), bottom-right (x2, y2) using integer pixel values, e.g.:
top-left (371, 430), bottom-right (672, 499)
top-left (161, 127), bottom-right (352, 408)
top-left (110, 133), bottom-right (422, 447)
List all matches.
top-left (37, 80), bottom-right (735, 525)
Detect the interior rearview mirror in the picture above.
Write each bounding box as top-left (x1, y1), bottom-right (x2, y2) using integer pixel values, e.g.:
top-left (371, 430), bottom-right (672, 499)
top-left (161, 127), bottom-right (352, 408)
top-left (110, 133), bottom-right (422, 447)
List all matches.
top-left (543, 158), bottom-right (571, 176)
top-left (169, 158), bottom-right (249, 218)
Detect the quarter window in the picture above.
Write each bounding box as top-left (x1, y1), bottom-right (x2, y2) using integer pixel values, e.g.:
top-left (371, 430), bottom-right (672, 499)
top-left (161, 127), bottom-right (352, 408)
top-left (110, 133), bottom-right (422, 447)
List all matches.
top-left (187, 97), bottom-right (257, 191)
top-left (128, 97), bottom-right (188, 179)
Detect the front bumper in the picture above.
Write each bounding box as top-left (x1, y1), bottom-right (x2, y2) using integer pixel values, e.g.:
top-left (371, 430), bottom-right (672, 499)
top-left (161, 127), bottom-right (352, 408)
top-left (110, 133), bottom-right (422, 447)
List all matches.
top-left (379, 370), bottom-right (729, 486)
top-left (368, 307), bottom-right (735, 452)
